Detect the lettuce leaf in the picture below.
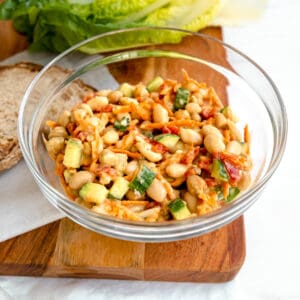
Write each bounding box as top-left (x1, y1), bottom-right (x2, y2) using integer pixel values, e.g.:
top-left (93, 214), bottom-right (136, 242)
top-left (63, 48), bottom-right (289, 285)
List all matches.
top-left (0, 0), bottom-right (221, 53)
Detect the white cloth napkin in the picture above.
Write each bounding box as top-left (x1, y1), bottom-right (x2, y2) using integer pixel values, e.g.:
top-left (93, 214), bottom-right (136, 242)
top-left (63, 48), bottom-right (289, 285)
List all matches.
top-left (0, 51), bottom-right (63, 242)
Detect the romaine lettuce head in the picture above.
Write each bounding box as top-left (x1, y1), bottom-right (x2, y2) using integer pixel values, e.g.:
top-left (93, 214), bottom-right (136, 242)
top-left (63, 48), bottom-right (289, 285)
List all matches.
top-left (0, 0), bottom-right (221, 53)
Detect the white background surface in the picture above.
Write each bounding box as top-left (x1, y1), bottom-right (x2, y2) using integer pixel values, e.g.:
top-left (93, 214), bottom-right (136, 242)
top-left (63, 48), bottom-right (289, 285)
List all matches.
top-left (1, 0), bottom-right (300, 299)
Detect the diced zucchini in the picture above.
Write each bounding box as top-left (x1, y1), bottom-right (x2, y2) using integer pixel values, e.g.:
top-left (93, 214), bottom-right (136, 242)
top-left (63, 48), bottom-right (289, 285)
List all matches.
top-left (119, 83), bottom-right (134, 97)
top-left (142, 131), bottom-right (154, 139)
top-left (225, 187), bottom-right (240, 202)
top-left (108, 177), bottom-right (129, 200)
top-left (211, 159), bottom-right (229, 181)
top-left (114, 116), bottom-right (130, 132)
top-left (168, 198), bottom-right (191, 220)
top-left (174, 87), bottom-right (190, 110)
top-left (79, 183), bottom-right (108, 204)
top-left (129, 164), bottom-right (156, 194)
top-left (63, 138), bottom-right (83, 168)
top-left (154, 134), bottom-right (180, 150)
top-left (146, 76), bottom-right (164, 92)
top-left (220, 106), bottom-right (228, 115)
top-left (215, 186), bottom-right (240, 203)
top-left (240, 142), bottom-right (249, 155)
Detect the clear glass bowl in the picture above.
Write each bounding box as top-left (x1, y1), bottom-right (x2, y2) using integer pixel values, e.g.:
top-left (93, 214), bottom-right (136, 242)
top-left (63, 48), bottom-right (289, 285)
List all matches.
top-left (18, 27), bottom-right (287, 242)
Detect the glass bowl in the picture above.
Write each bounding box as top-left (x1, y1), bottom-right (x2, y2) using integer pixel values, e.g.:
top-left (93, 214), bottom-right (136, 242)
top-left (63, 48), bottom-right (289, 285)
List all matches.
top-left (18, 27), bottom-right (287, 242)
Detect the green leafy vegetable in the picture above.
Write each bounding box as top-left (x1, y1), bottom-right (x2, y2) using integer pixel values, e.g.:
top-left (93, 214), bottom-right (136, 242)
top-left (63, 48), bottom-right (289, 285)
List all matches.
top-left (114, 116), bottom-right (130, 132)
top-left (174, 87), bottom-right (190, 110)
top-left (0, 0), bottom-right (221, 53)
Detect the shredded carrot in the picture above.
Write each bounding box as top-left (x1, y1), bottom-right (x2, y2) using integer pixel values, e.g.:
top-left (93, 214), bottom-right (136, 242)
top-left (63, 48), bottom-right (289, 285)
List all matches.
top-left (113, 104), bottom-right (135, 114)
top-left (208, 87), bottom-right (223, 108)
top-left (121, 201), bottom-right (149, 206)
top-left (46, 120), bottom-right (57, 128)
top-left (244, 125), bottom-right (251, 154)
top-left (141, 119), bottom-right (204, 130)
top-left (223, 129), bottom-right (231, 143)
top-left (110, 148), bottom-right (142, 159)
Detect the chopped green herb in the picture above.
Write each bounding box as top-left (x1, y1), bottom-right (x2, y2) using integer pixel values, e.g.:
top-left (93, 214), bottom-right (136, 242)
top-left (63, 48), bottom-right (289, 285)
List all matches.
top-left (174, 87), bottom-right (190, 110)
top-left (114, 116), bottom-right (130, 132)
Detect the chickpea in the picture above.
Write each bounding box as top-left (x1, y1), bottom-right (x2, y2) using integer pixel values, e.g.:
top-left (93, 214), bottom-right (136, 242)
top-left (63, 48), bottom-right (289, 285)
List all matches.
top-left (87, 96), bottom-right (109, 111)
top-left (119, 83), bottom-right (134, 97)
top-left (79, 103), bottom-right (93, 116)
top-left (103, 129), bottom-right (119, 144)
top-left (72, 109), bottom-right (88, 122)
top-left (45, 137), bottom-right (65, 158)
top-left (119, 97), bottom-right (138, 105)
top-left (153, 103), bottom-right (169, 123)
top-left (69, 171), bottom-right (95, 190)
top-left (191, 93), bottom-right (203, 105)
top-left (226, 141), bottom-right (242, 155)
top-left (174, 109), bottom-right (190, 120)
top-left (136, 142), bottom-right (162, 162)
top-left (186, 175), bottom-right (207, 197)
top-left (146, 178), bottom-right (167, 202)
top-left (237, 172), bottom-right (251, 190)
top-left (184, 192), bottom-right (198, 213)
top-left (201, 125), bottom-right (223, 139)
top-left (166, 163), bottom-right (189, 178)
top-left (185, 102), bottom-right (201, 114)
top-left (227, 120), bottom-right (242, 142)
top-left (99, 173), bottom-right (112, 185)
top-left (215, 112), bottom-right (227, 129)
top-left (204, 134), bottom-right (225, 153)
top-left (96, 89), bottom-right (111, 97)
top-left (191, 112), bottom-right (201, 121)
top-left (134, 84), bottom-right (149, 98)
top-left (125, 160), bottom-right (138, 175)
top-left (57, 111), bottom-right (71, 127)
top-left (199, 88), bottom-right (208, 97)
top-left (108, 90), bottom-right (122, 103)
top-left (48, 126), bottom-right (68, 139)
top-left (180, 128), bottom-right (202, 145)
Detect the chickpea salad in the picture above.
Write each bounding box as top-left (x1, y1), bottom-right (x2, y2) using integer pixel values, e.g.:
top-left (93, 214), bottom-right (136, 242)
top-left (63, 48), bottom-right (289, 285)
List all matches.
top-left (44, 71), bottom-right (252, 222)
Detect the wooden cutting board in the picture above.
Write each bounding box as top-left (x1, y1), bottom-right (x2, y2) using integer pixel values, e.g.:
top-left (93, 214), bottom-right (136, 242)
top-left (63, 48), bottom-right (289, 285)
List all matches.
top-left (0, 22), bottom-right (245, 282)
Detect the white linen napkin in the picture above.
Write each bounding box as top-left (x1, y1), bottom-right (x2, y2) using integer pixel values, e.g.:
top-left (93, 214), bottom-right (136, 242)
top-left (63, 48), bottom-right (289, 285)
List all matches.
top-left (0, 51), bottom-right (64, 242)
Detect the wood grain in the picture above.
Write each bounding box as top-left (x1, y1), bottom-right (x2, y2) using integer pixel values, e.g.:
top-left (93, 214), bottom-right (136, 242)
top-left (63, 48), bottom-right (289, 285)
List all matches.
top-left (0, 22), bottom-right (246, 282)
top-left (0, 21), bottom-right (28, 60)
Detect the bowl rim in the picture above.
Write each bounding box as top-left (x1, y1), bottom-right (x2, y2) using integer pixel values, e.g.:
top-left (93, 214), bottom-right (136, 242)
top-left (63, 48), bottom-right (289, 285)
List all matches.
top-left (17, 26), bottom-right (288, 236)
